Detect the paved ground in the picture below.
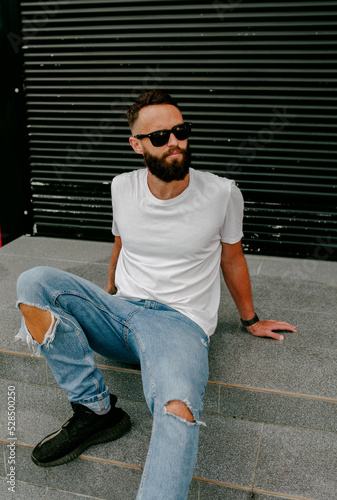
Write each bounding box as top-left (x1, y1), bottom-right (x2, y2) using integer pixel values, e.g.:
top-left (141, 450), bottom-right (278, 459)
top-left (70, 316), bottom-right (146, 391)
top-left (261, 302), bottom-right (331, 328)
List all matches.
top-left (0, 235), bottom-right (336, 500)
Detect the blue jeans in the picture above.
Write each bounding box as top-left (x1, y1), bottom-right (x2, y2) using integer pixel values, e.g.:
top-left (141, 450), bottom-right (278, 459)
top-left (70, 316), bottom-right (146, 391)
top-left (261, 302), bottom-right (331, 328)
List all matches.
top-left (16, 266), bottom-right (209, 500)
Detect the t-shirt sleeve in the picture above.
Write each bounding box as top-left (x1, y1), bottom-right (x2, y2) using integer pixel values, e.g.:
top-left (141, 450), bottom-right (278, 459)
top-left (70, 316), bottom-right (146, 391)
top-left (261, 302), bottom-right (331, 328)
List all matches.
top-left (220, 182), bottom-right (244, 243)
top-left (111, 177), bottom-right (120, 236)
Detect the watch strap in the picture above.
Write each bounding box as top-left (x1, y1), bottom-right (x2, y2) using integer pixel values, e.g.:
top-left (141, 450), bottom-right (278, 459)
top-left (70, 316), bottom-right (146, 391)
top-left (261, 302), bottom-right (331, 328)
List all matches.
top-left (241, 313), bottom-right (259, 327)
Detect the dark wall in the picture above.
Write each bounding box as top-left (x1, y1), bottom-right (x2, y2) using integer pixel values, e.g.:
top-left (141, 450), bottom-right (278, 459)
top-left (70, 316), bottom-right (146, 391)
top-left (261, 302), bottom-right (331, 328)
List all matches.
top-left (1, 1), bottom-right (337, 261)
top-left (17, 0), bottom-right (337, 260)
top-left (0, 0), bottom-right (30, 247)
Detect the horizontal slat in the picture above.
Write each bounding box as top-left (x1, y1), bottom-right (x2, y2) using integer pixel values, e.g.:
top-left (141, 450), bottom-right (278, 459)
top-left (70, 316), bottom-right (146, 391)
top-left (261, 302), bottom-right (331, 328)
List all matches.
top-left (22, 39), bottom-right (337, 46)
top-left (21, 25), bottom-right (337, 35)
top-left (23, 88), bottom-right (337, 99)
top-left (22, 49), bottom-right (337, 54)
top-left (21, 12), bottom-right (337, 23)
top-left (19, 1), bottom-right (337, 13)
top-left (19, 0), bottom-right (337, 7)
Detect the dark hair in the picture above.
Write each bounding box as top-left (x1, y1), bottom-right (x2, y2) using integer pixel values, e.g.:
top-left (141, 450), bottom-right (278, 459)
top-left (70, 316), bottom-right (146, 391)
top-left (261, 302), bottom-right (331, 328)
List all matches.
top-left (126, 89), bottom-right (180, 130)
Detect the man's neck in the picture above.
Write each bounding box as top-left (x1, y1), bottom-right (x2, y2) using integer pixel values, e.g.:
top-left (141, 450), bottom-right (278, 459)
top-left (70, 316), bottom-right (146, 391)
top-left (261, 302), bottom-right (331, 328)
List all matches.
top-left (147, 170), bottom-right (190, 200)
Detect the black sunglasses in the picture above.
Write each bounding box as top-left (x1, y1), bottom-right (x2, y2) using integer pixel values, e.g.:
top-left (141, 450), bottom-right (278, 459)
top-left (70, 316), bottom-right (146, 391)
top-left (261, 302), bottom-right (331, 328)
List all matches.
top-left (134, 123), bottom-right (192, 147)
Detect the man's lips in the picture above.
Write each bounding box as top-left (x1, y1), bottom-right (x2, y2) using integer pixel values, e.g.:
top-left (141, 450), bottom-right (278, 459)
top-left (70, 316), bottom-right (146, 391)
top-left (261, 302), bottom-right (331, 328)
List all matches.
top-left (165, 150), bottom-right (183, 158)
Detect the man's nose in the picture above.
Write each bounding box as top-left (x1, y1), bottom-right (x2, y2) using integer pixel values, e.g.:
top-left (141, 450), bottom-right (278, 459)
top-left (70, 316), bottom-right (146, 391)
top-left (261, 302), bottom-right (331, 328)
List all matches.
top-left (166, 131), bottom-right (179, 147)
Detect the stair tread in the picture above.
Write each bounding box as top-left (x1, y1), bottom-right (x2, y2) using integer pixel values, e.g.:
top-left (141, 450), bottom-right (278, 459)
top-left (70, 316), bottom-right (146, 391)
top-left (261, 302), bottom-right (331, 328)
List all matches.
top-left (1, 236), bottom-right (337, 499)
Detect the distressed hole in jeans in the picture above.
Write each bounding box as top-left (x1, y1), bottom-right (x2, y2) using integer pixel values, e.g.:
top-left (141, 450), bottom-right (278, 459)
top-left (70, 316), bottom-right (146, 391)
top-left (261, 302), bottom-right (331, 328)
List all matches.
top-left (16, 303), bottom-right (58, 356)
top-left (164, 399), bottom-right (206, 427)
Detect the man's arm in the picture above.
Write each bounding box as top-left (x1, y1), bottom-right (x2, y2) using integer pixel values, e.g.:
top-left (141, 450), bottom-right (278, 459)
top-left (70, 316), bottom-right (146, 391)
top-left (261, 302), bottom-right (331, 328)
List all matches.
top-left (106, 236), bottom-right (122, 295)
top-left (220, 240), bottom-right (297, 340)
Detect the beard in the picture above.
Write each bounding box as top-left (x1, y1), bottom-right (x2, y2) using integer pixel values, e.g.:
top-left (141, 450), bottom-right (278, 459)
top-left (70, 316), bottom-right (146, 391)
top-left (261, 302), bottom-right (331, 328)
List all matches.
top-left (143, 144), bottom-right (191, 183)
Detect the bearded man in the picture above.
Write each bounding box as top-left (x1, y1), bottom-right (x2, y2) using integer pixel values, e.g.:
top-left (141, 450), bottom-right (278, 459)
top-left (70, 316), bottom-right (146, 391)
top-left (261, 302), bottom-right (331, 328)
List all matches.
top-left (16, 89), bottom-right (296, 500)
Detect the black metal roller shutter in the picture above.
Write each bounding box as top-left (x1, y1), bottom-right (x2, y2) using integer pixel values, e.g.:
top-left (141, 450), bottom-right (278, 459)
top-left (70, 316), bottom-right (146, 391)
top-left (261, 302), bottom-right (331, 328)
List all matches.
top-left (19, 0), bottom-right (337, 260)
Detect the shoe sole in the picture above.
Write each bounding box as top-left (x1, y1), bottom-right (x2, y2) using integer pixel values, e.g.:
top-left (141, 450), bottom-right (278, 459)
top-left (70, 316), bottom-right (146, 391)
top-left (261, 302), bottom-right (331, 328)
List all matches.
top-left (31, 411), bottom-right (131, 468)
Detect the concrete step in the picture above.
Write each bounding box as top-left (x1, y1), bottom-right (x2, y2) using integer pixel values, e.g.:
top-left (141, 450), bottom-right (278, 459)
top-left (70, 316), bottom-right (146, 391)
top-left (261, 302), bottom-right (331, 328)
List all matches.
top-left (0, 375), bottom-right (335, 500)
top-left (1, 375), bottom-right (337, 500)
top-left (1, 345), bottom-right (337, 436)
top-left (1, 236), bottom-right (337, 499)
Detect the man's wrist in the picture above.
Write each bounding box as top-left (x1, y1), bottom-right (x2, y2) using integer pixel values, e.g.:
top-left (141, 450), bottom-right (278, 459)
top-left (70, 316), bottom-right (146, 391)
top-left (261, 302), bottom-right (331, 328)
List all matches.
top-left (240, 313), bottom-right (259, 328)
top-left (106, 282), bottom-right (117, 295)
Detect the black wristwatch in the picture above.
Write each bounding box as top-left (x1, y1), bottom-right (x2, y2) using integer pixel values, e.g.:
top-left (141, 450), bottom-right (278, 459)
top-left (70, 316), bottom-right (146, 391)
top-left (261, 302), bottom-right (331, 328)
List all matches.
top-left (241, 313), bottom-right (259, 327)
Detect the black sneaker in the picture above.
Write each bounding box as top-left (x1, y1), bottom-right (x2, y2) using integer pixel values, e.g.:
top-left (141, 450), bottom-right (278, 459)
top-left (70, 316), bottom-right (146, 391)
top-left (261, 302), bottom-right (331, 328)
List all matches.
top-left (31, 395), bottom-right (131, 467)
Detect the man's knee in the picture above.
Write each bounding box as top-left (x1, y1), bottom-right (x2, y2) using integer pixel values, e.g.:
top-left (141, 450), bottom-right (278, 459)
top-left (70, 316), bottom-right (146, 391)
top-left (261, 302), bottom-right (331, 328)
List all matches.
top-left (17, 266), bottom-right (54, 294)
top-left (165, 400), bottom-right (194, 423)
top-left (19, 304), bottom-right (55, 344)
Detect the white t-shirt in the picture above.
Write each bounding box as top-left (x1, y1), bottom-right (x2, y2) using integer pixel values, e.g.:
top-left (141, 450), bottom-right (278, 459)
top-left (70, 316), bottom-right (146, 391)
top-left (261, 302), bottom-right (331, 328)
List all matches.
top-left (111, 167), bottom-right (244, 336)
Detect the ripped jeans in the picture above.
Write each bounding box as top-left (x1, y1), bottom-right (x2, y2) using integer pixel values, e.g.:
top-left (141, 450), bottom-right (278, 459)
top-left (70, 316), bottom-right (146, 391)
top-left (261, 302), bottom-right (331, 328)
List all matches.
top-left (16, 266), bottom-right (209, 500)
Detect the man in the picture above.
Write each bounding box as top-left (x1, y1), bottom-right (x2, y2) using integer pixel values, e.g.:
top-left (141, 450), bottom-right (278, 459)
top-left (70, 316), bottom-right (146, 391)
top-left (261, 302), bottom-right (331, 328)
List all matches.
top-left (16, 89), bottom-right (296, 499)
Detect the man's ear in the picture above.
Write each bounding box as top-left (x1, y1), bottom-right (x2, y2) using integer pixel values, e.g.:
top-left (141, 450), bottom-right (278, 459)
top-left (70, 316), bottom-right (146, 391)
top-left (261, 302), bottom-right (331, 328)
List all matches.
top-left (129, 137), bottom-right (144, 155)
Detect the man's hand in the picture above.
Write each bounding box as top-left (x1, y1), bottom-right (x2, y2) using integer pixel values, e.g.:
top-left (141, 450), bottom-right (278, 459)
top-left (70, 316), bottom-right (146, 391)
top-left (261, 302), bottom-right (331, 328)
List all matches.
top-left (246, 320), bottom-right (297, 341)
